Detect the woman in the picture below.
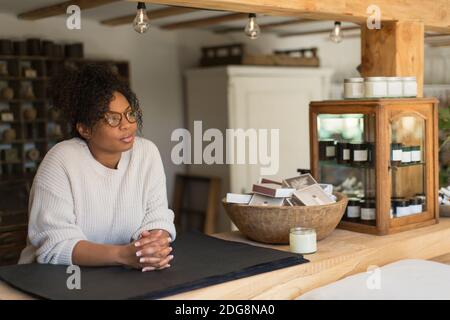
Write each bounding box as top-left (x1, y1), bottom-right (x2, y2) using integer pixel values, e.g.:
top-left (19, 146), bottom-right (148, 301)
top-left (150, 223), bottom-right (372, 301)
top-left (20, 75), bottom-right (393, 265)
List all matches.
top-left (19, 64), bottom-right (176, 272)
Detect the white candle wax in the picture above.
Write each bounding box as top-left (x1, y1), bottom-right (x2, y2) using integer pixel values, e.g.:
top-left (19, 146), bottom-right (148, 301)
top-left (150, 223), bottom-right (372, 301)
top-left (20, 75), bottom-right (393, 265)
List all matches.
top-left (289, 227), bottom-right (317, 254)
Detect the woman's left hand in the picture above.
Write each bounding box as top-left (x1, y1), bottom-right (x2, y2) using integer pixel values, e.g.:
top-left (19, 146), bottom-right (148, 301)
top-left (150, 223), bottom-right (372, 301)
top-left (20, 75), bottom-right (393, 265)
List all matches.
top-left (135, 229), bottom-right (173, 272)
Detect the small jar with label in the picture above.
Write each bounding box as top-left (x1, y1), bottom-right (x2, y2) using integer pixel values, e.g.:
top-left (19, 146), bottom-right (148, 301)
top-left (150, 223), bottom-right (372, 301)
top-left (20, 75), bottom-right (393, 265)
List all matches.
top-left (411, 145), bottom-right (421, 163)
top-left (350, 142), bottom-right (369, 166)
top-left (386, 77), bottom-right (403, 97)
top-left (337, 142), bottom-right (351, 164)
top-left (319, 140), bottom-right (336, 161)
top-left (409, 198), bottom-right (423, 214)
top-left (364, 77), bottom-right (387, 98)
top-left (401, 146), bottom-right (412, 164)
top-left (395, 199), bottom-right (410, 217)
top-left (361, 200), bottom-right (376, 221)
top-left (346, 198), bottom-right (361, 218)
top-left (344, 78), bottom-right (364, 99)
top-left (391, 143), bottom-right (403, 166)
top-left (402, 77), bottom-right (417, 97)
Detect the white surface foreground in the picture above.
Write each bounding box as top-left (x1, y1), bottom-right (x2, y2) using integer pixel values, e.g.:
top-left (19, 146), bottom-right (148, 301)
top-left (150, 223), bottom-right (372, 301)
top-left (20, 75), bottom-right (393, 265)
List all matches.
top-left (297, 259), bottom-right (450, 300)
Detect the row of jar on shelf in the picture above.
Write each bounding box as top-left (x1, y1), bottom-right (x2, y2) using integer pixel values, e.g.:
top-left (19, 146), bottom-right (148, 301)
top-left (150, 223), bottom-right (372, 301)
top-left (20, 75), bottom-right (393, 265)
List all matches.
top-left (0, 107), bottom-right (60, 122)
top-left (343, 76), bottom-right (417, 99)
top-left (0, 147), bottom-right (41, 162)
top-left (0, 126), bottom-right (63, 143)
top-left (1, 85), bottom-right (42, 100)
top-left (319, 140), bottom-right (422, 166)
top-left (345, 194), bottom-right (426, 221)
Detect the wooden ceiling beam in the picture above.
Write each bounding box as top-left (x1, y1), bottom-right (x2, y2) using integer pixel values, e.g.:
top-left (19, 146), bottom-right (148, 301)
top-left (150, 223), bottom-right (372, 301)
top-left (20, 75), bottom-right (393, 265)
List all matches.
top-left (101, 6), bottom-right (197, 26)
top-left (160, 12), bottom-right (248, 30)
top-left (130, 0), bottom-right (450, 32)
top-left (18, 0), bottom-right (120, 20)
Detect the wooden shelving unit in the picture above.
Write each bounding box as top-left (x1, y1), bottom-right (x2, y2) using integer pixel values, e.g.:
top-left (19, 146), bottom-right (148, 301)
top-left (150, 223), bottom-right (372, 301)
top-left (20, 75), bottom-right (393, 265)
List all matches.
top-left (0, 50), bottom-right (130, 266)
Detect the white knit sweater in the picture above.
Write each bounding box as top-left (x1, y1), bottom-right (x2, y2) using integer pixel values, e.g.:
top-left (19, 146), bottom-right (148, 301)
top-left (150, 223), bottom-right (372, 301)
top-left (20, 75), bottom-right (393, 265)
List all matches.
top-left (18, 136), bottom-right (176, 265)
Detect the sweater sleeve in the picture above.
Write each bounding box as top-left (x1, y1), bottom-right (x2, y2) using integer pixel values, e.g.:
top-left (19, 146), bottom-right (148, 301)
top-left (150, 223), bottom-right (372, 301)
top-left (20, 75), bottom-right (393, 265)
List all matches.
top-left (131, 143), bottom-right (176, 242)
top-left (27, 150), bottom-right (87, 265)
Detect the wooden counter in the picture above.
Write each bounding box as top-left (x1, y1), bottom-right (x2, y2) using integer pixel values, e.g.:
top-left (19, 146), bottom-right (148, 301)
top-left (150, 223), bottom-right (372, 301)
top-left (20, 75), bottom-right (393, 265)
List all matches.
top-left (2, 218), bottom-right (450, 300)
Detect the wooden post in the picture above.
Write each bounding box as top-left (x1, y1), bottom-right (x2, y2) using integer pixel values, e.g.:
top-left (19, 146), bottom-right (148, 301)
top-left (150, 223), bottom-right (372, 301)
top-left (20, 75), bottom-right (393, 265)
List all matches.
top-left (361, 21), bottom-right (424, 97)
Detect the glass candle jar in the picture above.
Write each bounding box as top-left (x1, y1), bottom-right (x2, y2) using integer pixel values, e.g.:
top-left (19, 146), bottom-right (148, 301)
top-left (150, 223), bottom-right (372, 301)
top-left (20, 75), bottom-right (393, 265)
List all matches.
top-left (319, 140), bottom-right (336, 161)
top-left (361, 200), bottom-right (376, 220)
top-left (402, 77), bottom-right (417, 97)
top-left (346, 198), bottom-right (361, 218)
top-left (387, 77), bottom-right (403, 97)
top-left (401, 146), bottom-right (412, 164)
top-left (350, 142), bottom-right (369, 165)
top-left (344, 78), bottom-right (364, 99)
top-left (391, 143), bottom-right (403, 166)
top-left (411, 145), bottom-right (421, 163)
top-left (364, 77), bottom-right (387, 98)
top-left (289, 227), bottom-right (317, 255)
top-left (337, 142), bottom-right (351, 164)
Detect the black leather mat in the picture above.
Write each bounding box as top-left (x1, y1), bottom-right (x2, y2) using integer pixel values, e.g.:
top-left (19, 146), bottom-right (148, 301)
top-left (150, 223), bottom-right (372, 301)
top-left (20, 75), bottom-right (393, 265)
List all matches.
top-left (0, 232), bottom-right (308, 300)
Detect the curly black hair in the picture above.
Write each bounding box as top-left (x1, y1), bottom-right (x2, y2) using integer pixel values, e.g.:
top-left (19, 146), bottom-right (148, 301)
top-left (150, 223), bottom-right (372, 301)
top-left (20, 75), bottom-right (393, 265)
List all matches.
top-left (50, 63), bottom-right (143, 140)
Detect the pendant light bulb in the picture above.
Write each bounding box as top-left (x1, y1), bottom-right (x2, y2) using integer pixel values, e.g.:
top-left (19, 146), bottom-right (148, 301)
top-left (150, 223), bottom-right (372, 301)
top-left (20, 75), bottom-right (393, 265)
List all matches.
top-left (133, 2), bottom-right (150, 34)
top-left (244, 13), bottom-right (261, 40)
top-left (329, 21), bottom-right (343, 43)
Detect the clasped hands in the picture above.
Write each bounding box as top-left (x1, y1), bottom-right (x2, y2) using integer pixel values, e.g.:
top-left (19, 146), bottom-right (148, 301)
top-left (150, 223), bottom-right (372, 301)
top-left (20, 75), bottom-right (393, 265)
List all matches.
top-left (121, 229), bottom-right (173, 272)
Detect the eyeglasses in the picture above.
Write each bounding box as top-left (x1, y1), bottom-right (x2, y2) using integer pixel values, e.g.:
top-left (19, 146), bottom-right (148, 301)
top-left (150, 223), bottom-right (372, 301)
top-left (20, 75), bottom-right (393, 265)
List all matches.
top-left (104, 109), bottom-right (137, 127)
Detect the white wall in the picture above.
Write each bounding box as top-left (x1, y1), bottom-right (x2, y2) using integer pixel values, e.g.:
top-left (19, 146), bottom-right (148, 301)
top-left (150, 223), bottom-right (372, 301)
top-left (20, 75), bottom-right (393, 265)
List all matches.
top-left (0, 13), bottom-right (186, 201)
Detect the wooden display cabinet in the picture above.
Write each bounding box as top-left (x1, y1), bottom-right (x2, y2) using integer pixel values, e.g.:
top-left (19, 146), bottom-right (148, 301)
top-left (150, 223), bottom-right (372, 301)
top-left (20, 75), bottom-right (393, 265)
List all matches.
top-left (309, 98), bottom-right (439, 235)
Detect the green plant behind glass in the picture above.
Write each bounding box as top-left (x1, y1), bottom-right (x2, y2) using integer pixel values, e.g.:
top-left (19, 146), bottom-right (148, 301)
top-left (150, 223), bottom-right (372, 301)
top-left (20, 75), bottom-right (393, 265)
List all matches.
top-left (439, 107), bottom-right (450, 187)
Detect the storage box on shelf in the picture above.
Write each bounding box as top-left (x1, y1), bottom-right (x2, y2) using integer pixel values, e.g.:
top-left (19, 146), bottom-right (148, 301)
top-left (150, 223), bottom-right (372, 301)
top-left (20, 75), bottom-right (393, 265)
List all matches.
top-left (0, 46), bottom-right (130, 265)
top-left (309, 98), bottom-right (439, 235)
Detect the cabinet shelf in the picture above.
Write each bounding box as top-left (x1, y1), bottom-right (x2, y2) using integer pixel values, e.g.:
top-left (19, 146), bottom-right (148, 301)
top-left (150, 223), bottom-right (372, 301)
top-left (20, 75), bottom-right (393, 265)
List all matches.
top-left (319, 160), bottom-right (426, 170)
top-left (0, 99), bottom-right (49, 103)
top-left (0, 77), bottom-right (49, 81)
top-left (319, 160), bottom-right (374, 169)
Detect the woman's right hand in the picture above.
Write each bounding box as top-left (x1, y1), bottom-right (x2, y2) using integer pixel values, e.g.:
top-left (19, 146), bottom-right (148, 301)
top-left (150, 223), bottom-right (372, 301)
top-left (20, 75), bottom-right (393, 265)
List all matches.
top-left (116, 238), bottom-right (173, 271)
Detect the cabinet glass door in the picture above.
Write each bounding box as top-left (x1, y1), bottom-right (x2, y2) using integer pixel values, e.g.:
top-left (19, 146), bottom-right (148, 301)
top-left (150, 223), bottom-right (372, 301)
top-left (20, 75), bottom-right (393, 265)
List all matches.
top-left (317, 113), bottom-right (377, 225)
top-left (390, 115), bottom-right (426, 218)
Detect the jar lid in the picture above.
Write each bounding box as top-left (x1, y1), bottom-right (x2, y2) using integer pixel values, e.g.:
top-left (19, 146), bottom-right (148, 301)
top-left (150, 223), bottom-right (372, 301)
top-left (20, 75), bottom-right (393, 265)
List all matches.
top-left (350, 142), bottom-right (368, 147)
top-left (364, 77), bottom-right (387, 81)
top-left (402, 76), bottom-right (417, 81)
top-left (361, 201), bottom-right (375, 208)
top-left (391, 143), bottom-right (403, 148)
top-left (348, 198), bottom-right (361, 206)
top-left (290, 227), bottom-right (315, 235)
top-left (396, 199), bottom-right (409, 206)
top-left (344, 77), bottom-right (364, 83)
top-left (386, 77), bottom-right (402, 81)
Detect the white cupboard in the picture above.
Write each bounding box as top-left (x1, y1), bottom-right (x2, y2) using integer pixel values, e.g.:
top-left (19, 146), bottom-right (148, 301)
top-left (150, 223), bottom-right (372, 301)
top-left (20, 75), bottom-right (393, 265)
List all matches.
top-left (184, 66), bottom-right (333, 231)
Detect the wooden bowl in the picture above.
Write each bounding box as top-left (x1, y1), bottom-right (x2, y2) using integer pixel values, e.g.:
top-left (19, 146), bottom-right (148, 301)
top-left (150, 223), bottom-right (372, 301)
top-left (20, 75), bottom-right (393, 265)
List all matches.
top-left (222, 192), bottom-right (348, 244)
